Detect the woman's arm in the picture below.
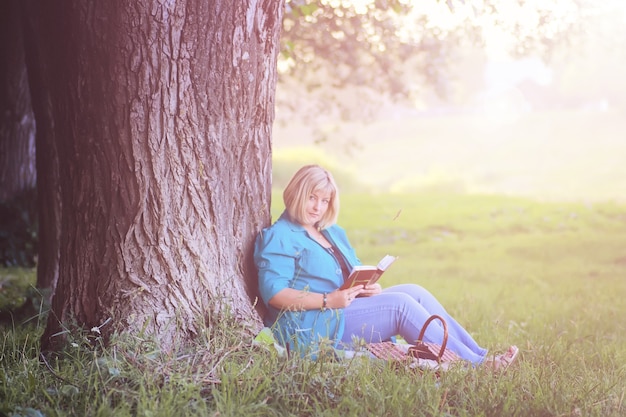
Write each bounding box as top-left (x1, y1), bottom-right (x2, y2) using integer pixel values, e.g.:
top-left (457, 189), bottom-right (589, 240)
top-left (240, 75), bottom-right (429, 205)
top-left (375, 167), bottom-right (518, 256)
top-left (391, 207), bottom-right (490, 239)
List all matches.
top-left (269, 286), bottom-right (364, 311)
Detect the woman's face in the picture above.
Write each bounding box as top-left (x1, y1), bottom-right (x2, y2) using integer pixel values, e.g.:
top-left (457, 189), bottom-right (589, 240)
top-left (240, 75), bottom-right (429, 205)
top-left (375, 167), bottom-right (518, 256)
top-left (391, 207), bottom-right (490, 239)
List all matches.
top-left (302, 189), bottom-right (331, 226)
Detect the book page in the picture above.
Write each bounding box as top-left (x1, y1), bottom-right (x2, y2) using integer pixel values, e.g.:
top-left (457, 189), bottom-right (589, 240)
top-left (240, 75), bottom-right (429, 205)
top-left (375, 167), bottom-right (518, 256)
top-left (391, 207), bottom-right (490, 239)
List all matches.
top-left (377, 254), bottom-right (397, 271)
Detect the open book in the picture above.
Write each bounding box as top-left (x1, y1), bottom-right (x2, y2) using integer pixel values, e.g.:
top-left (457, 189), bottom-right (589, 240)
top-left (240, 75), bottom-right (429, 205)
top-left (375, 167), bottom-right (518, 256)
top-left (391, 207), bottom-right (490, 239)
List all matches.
top-left (339, 254), bottom-right (397, 290)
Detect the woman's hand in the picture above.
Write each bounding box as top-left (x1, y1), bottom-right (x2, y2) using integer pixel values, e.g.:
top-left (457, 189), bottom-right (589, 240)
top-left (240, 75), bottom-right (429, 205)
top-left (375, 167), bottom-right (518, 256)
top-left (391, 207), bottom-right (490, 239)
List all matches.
top-left (328, 286), bottom-right (364, 308)
top-left (358, 283), bottom-right (382, 297)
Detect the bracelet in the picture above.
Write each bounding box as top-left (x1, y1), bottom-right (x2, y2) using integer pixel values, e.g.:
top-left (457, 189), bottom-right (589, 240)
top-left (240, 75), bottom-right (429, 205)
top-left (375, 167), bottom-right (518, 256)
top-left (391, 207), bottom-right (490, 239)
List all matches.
top-left (322, 293), bottom-right (328, 311)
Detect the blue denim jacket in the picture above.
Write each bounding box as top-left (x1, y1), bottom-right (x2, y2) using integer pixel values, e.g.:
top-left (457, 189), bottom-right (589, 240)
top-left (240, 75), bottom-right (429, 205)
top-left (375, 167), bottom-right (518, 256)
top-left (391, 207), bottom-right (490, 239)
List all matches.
top-left (254, 211), bottom-right (361, 356)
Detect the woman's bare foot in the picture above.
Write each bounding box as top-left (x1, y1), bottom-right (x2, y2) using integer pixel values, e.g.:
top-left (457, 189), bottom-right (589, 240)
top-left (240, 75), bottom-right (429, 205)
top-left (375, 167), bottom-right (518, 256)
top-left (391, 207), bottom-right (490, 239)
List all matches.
top-left (484, 345), bottom-right (519, 371)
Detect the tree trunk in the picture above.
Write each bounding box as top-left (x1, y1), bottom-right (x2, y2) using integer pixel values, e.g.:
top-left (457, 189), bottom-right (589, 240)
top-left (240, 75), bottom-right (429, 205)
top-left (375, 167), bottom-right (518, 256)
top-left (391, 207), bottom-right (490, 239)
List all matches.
top-left (20, 1), bottom-right (62, 292)
top-left (32, 0), bottom-right (281, 351)
top-left (0, 0), bottom-right (36, 203)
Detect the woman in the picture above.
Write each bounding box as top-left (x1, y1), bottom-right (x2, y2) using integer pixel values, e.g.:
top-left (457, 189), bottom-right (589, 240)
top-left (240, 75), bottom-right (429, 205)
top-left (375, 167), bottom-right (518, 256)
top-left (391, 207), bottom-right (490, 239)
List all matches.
top-left (254, 164), bottom-right (518, 368)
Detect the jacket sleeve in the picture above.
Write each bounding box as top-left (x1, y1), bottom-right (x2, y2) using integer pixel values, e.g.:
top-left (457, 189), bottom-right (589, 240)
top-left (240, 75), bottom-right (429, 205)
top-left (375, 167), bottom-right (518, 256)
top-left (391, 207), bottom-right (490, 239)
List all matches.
top-left (254, 228), bottom-right (297, 307)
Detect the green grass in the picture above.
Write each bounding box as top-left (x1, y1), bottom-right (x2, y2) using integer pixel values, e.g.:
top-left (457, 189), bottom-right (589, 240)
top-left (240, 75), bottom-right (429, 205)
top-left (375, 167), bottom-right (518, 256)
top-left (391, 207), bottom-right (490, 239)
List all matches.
top-left (2, 192), bottom-right (626, 416)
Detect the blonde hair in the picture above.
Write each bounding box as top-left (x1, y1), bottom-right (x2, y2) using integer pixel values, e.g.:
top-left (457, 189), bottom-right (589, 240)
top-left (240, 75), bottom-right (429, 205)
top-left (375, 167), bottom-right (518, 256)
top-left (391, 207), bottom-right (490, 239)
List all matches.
top-left (283, 165), bottom-right (340, 229)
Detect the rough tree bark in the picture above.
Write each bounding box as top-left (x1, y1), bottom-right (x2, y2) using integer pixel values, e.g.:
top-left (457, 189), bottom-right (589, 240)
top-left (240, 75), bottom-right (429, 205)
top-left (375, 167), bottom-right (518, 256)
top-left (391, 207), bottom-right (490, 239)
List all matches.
top-left (29, 0), bottom-right (282, 350)
top-left (0, 0), bottom-right (36, 203)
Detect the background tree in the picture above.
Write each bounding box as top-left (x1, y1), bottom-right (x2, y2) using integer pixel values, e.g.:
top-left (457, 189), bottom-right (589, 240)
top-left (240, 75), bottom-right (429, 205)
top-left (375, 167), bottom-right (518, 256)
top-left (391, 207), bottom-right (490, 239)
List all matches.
top-left (19, 2), bottom-right (62, 293)
top-left (23, 0), bottom-right (283, 351)
top-left (0, 0), bottom-right (38, 269)
top-left (0, 0), bottom-right (36, 203)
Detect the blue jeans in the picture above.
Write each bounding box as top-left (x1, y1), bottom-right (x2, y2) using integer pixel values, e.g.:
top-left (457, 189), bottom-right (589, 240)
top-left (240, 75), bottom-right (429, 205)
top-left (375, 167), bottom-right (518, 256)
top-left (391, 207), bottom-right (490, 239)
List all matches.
top-left (340, 284), bottom-right (488, 364)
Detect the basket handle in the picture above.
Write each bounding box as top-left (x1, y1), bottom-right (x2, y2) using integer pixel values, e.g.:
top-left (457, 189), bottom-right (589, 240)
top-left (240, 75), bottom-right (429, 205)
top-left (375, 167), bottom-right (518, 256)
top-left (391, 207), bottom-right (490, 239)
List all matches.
top-left (417, 314), bottom-right (449, 361)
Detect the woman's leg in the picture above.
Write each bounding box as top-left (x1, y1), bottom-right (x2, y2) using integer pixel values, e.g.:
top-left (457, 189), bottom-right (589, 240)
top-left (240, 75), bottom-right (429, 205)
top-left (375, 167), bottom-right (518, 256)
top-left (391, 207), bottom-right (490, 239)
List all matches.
top-left (341, 284), bottom-right (488, 364)
top-left (389, 284), bottom-right (488, 357)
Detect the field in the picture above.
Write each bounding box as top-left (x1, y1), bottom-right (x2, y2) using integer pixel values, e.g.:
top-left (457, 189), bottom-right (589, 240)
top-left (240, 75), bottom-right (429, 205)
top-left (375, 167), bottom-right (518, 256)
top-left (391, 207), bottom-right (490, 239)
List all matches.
top-left (2, 189), bottom-right (625, 416)
top-left (273, 109), bottom-right (626, 203)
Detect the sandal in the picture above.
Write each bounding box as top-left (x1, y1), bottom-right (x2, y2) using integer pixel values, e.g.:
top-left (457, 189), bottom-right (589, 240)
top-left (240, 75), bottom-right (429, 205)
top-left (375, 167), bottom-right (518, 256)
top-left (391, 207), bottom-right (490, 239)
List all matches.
top-left (485, 345), bottom-right (519, 371)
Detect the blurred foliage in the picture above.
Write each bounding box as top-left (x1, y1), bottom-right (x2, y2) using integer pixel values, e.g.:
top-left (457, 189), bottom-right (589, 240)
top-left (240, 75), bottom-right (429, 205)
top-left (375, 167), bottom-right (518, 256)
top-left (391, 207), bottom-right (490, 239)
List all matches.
top-left (277, 0), bottom-right (587, 124)
top-left (282, 0), bottom-right (428, 98)
top-left (0, 187), bottom-right (38, 267)
top-left (0, 267), bottom-right (39, 321)
top-left (278, 0), bottom-right (471, 123)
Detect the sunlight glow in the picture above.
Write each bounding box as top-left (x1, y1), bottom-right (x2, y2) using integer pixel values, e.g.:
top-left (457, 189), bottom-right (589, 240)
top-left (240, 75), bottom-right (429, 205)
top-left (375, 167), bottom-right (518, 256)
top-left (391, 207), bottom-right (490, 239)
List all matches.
top-left (395, 0), bottom-right (582, 59)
